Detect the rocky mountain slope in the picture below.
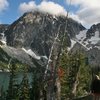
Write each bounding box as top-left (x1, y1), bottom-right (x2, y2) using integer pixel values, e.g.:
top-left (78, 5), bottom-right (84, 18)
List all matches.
top-left (75, 24), bottom-right (100, 50)
top-left (0, 45), bottom-right (48, 71)
top-left (71, 23), bottom-right (100, 67)
top-left (0, 24), bottom-right (8, 43)
top-left (5, 11), bottom-right (85, 57)
top-left (0, 24), bottom-right (8, 33)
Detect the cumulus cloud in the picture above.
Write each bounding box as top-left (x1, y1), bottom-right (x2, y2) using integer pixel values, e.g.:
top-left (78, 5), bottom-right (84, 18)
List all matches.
top-left (69, 13), bottom-right (83, 23)
top-left (38, 1), bottom-right (67, 16)
top-left (66, 0), bottom-right (100, 28)
top-left (19, 1), bottom-right (67, 16)
top-left (19, 0), bottom-right (100, 27)
top-left (19, 1), bottom-right (37, 14)
top-left (0, 0), bottom-right (9, 13)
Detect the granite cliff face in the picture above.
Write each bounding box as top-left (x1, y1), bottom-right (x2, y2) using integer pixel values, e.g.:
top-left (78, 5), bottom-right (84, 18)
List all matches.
top-left (5, 12), bottom-right (85, 56)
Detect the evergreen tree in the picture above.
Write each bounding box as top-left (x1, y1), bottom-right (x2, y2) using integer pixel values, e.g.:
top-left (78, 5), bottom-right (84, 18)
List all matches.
top-left (19, 66), bottom-right (30, 100)
top-left (30, 69), bottom-right (40, 100)
top-left (31, 69), bottom-right (43, 100)
top-left (0, 86), bottom-right (6, 100)
top-left (59, 51), bottom-right (91, 99)
top-left (76, 56), bottom-right (91, 97)
top-left (6, 61), bottom-right (19, 100)
top-left (59, 51), bottom-right (72, 99)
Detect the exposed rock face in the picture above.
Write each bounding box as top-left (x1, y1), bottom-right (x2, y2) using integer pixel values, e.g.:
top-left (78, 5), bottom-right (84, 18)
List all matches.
top-left (87, 47), bottom-right (100, 67)
top-left (5, 12), bottom-right (85, 56)
top-left (75, 22), bottom-right (100, 52)
top-left (70, 41), bottom-right (100, 68)
top-left (70, 42), bottom-right (88, 54)
top-left (70, 23), bottom-right (100, 67)
top-left (0, 45), bottom-right (47, 68)
top-left (86, 23), bottom-right (100, 38)
top-left (0, 24), bottom-right (9, 40)
top-left (0, 24), bottom-right (8, 33)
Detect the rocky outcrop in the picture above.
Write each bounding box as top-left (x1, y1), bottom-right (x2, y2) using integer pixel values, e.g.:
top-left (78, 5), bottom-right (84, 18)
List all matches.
top-left (0, 24), bottom-right (9, 40)
top-left (0, 24), bottom-right (8, 33)
top-left (86, 23), bottom-right (100, 38)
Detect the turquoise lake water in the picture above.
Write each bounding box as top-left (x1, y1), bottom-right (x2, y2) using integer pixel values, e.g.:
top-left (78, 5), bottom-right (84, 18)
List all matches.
top-left (0, 72), bottom-right (32, 92)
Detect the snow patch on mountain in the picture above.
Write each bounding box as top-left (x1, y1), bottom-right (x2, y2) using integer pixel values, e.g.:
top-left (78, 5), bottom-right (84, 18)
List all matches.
top-left (76, 30), bottom-right (87, 42)
top-left (74, 39), bottom-right (90, 51)
top-left (89, 31), bottom-right (100, 44)
top-left (22, 48), bottom-right (41, 60)
top-left (41, 56), bottom-right (48, 60)
top-left (76, 30), bottom-right (100, 50)
top-left (68, 39), bottom-right (76, 51)
top-left (0, 33), bottom-right (6, 45)
top-left (95, 46), bottom-right (100, 50)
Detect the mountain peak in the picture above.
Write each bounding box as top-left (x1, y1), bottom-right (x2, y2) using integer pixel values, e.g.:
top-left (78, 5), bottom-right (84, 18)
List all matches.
top-left (5, 11), bottom-right (85, 56)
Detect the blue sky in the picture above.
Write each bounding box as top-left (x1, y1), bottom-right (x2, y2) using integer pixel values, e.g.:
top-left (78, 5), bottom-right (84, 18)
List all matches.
top-left (0, 0), bottom-right (100, 28)
top-left (0, 0), bottom-right (33, 24)
top-left (0, 0), bottom-right (79, 24)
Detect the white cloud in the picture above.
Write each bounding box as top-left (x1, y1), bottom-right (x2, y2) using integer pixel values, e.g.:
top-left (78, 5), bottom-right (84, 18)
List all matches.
top-left (19, 0), bottom-right (100, 28)
top-left (38, 1), bottom-right (67, 16)
top-left (0, 0), bottom-right (9, 13)
top-left (19, 1), bottom-right (67, 16)
top-left (19, 1), bottom-right (37, 14)
top-left (70, 0), bottom-right (100, 8)
top-left (69, 13), bottom-right (83, 23)
top-left (66, 0), bottom-right (100, 28)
